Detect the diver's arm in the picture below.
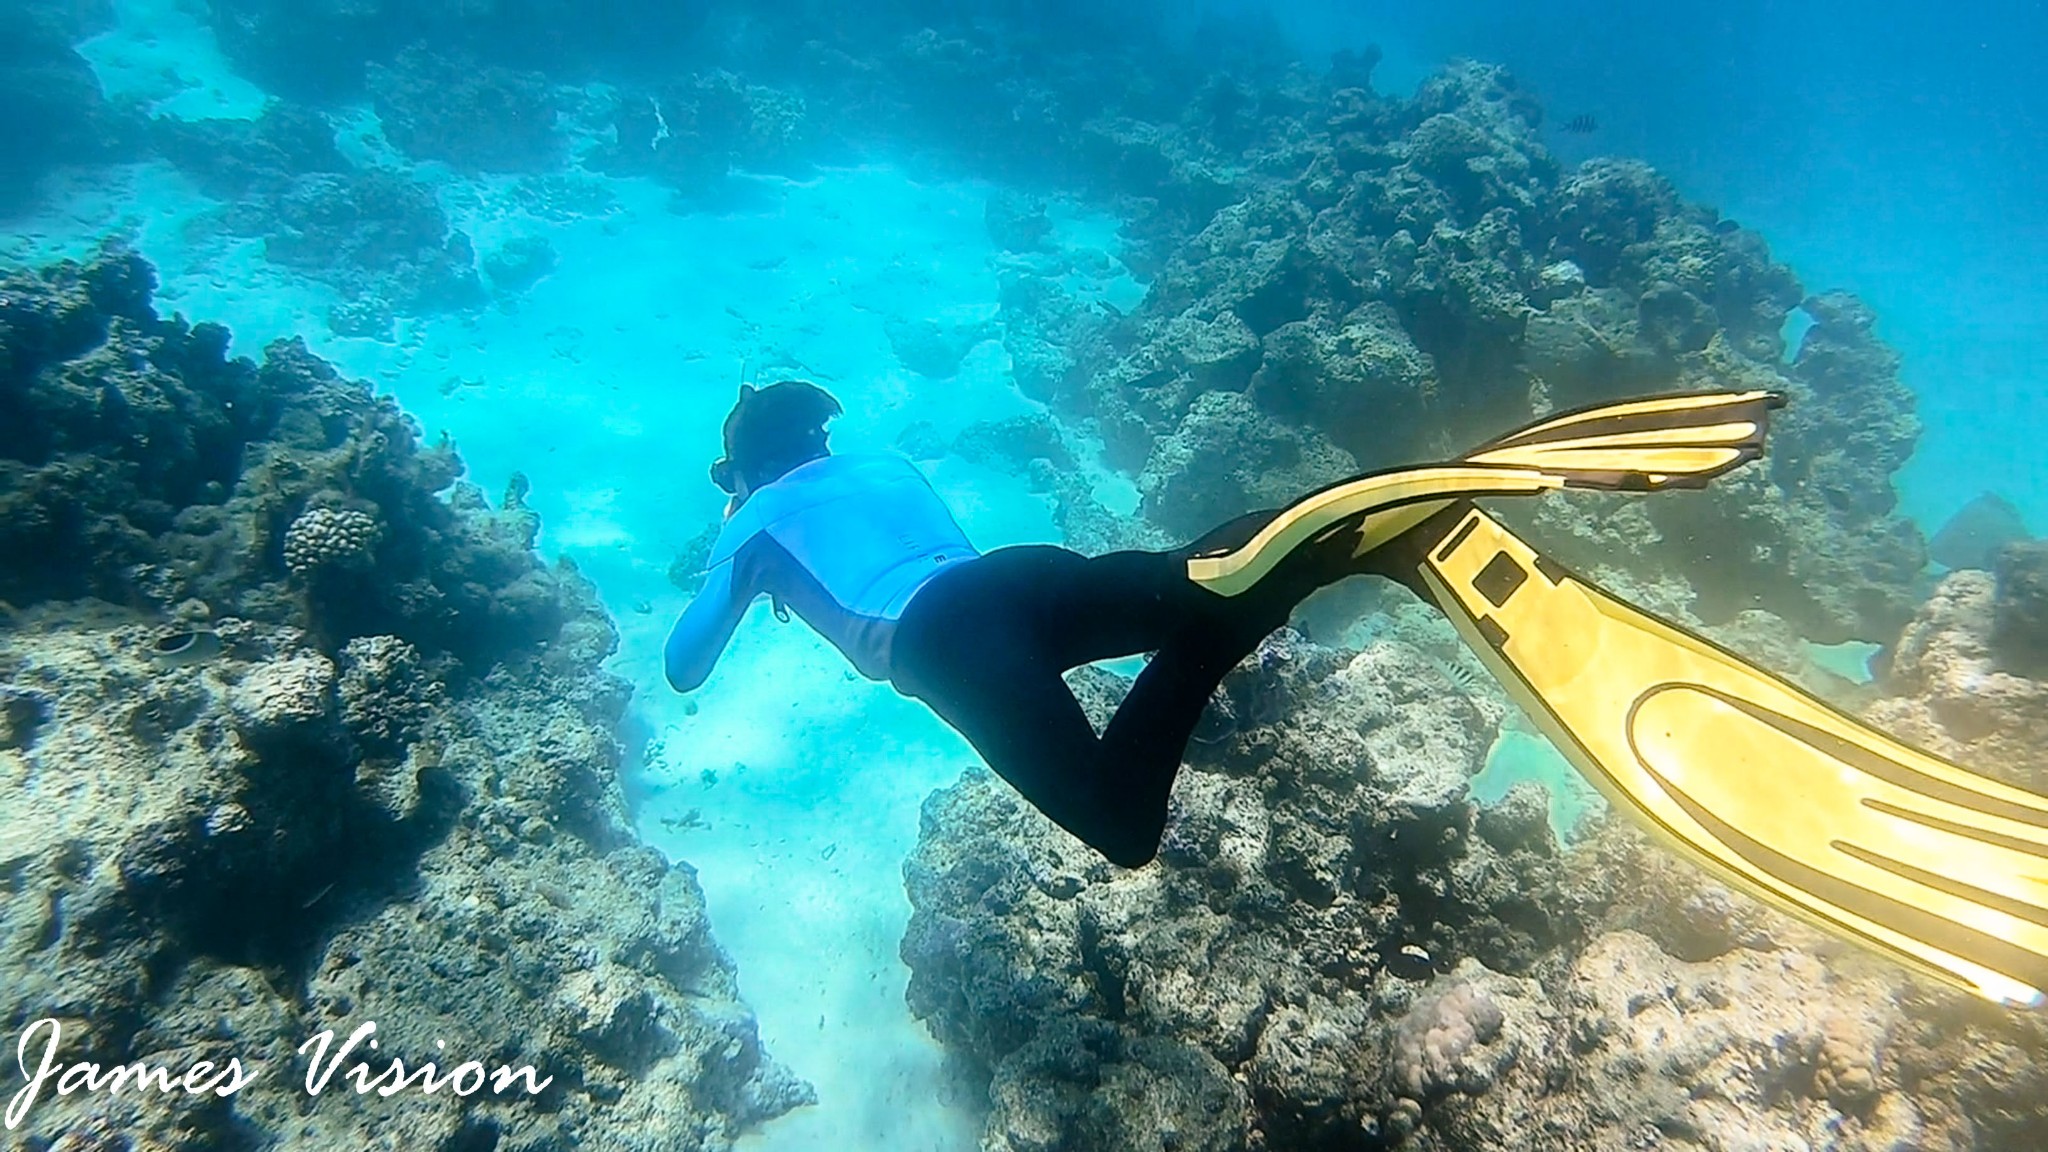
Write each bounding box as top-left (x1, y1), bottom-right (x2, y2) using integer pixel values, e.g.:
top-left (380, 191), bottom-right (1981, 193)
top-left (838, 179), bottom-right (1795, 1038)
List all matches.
top-left (664, 559), bottom-right (750, 693)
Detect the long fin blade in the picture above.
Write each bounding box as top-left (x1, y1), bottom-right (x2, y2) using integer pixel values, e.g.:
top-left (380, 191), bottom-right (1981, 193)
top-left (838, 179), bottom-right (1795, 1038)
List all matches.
top-left (1463, 389), bottom-right (1782, 489)
top-left (1377, 502), bottom-right (2048, 1007)
top-left (1185, 389), bottom-right (1783, 596)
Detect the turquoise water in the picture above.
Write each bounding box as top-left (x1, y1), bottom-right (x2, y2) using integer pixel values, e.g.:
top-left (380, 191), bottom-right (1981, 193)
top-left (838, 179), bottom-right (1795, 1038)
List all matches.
top-left (7, 0), bottom-right (2044, 1145)
top-left (1471, 728), bottom-right (1602, 844)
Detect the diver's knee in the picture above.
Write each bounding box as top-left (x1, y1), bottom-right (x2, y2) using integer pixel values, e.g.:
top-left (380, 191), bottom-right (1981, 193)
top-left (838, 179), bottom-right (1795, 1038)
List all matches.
top-left (1098, 830), bottom-right (1161, 870)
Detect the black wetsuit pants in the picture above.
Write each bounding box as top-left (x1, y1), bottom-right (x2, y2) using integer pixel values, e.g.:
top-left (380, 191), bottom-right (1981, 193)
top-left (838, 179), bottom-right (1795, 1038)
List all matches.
top-left (889, 511), bottom-right (1310, 868)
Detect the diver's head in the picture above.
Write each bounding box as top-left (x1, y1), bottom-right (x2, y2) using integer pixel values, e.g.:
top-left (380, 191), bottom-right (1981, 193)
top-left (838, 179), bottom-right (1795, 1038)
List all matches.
top-left (710, 380), bottom-right (842, 498)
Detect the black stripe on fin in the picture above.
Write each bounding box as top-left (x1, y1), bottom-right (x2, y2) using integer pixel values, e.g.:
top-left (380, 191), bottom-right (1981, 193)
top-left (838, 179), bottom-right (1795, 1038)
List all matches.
top-left (1832, 839), bottom-right (2048, 930)
top-left (1643, 760), bottom-right (2048, 994)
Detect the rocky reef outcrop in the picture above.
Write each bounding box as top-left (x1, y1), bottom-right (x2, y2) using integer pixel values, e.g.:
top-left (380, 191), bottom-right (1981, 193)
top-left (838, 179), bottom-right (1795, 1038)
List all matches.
top-left (368, 45), bottom-right (565, 173)
top-left (0, 0), bottom-right (139, 214)
top-left (151, 102), bottom-right (351, 201)
top-left (258, 168), bottom-right (487, 335)
top-left (991, 58), bottom-right (1924, 647)
top-left (900, 610), bottom-right (2048, 1151)
top-left (0, 247), bottom-right (808, 1149)
top-left (590, 72), bottom-right (814, 201)
top-left (150, 103), bottom-right (485, 337)
top-left (1864, 567), bottom-right (2048, 792)
top-left (4, 247), bottom-right (516, 665)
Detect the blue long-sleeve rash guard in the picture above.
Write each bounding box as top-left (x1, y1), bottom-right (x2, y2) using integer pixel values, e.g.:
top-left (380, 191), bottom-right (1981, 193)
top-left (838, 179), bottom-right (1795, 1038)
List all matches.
top-left (664, 452), bottom-right (980, 692)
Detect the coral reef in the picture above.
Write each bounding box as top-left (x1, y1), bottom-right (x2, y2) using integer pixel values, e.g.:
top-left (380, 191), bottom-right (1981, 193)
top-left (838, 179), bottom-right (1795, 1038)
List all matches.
top-left (901, 624), bottom-right (1576, 1148)
top-left (166, 2), bottom-right (1964, 667)
top-left (368, 45), bottom-right (564, 173)
top-left (0, 1), bottom-right (136, 214)
top-left (993, 59), bottom-right (1925, 645)
top-left (482, 235), bottom-right (558, 294)
top-left (1136, 390), bottom-right (1357, 538)
top-left (1864, 568), bottom-right (2048, 789)
top-left (15, 7), bottom-right (1986, 1144)
top-left (181, 2), bottom-right (1928, 649)
top-left (885, 314), bottom-right (998, 379)
top-left (151, 102), bottom-right (348, 200)
top-left (902, 612), bottom-right (2048, 1151)
top-left (1, 247), bottom-right (537, 668)
top-left (590, 73), bottom-right (813, 198)
top-left (1992, 541), bottom-right (2048, 678)
top-left (0, 248), bottom-right (806, 1148)
top-left (984, 1017), bottom-right (1248, 1152)
top-left (257, 168), bottom-right (486, 320)
top-left (985, 190), bottom-right (1053, 253)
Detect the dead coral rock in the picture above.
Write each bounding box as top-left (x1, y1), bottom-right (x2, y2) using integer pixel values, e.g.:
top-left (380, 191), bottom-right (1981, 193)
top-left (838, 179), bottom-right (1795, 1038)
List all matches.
top-left (1992, 539), bottom-right (2048, 677)
top-left (555, 960), bottom-right (679, 1071)
top-left (1562, 931), bottom-right (1901, 1147)
top-left (984, 1017), bottom-right (1250, 1152)
top-left (903, 626), bottom-right (1583, 1151)
top-left (1243, 997), bottom-right (1386, 1141)
top-left (6, 608), bottom-right (806, 1150)
top-left (1136, 388), bottom-right (1357, 538)
top-left (1521, 286), bottom-right (1661, 408)
top-left (228, 651), bottom-right (336, 745)
top-left (1169, 310), bottom-right (1264, 393)
top-left (1325, 639), bottom-right (1497, 823)
top-left (1247, 300), bottom-right (1436, 466)
top-left (885, 313), bottom-right (998, 378)
top-left (1870, 569), bottom-right (2048, 787)
top-left (0, 684), bottom-right (51, 749)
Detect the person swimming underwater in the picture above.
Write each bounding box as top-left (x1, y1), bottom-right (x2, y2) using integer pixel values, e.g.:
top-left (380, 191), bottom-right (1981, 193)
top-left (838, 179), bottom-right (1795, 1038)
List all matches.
top-left (675, 381), bottom-right (2048, 1006)
top-left (665, 379), bottom-right (1370, 868)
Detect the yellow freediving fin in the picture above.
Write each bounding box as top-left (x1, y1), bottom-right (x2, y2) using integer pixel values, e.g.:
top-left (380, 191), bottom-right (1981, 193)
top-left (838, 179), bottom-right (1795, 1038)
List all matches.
top-left (1368, 501), bottom-right (2048, 1008)
top-left (1186, 387), bottom-right (2048, 1005)
top-left (1185, 389), bottom-right (1781, 598)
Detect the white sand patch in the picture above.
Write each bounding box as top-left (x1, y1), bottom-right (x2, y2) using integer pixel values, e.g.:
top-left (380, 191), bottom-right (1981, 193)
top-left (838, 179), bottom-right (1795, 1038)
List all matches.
top-left (77, 0), bottom-right (268, 120)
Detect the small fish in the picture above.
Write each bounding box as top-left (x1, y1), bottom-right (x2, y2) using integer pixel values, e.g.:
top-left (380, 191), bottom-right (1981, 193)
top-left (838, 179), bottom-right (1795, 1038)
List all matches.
top-left (1559, 113), bottom-right (1599, 135)
top-left (1381, 942), bottom-right (1449, 981)
top-left (147, 629), bottom-right (222, 669)
top-left (1931, 492), bottom-right (2033, 571)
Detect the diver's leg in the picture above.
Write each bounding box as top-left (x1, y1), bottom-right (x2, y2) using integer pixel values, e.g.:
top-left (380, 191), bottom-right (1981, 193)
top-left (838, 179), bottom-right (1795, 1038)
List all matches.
top-left (1025, 510), bottom-right (1296, 669)
top-left (892, 543), bottom-right (1289, 866)
top-left (912, 642), bottom-right (1176, 868)
top-left (892, 550), bottom-right (1180, 865)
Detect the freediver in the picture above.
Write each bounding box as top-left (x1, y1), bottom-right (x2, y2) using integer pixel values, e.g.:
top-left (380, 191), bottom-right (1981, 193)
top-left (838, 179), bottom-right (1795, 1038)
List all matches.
top-left (667, 381), bottom-right (2048, 1006)
top-left (664, 379), bottom-right (1359, 868)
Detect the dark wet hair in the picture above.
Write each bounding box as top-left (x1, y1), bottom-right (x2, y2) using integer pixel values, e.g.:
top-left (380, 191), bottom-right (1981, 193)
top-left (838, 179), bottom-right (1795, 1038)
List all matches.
top-left (711, 380), bottom-right (842, 493)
